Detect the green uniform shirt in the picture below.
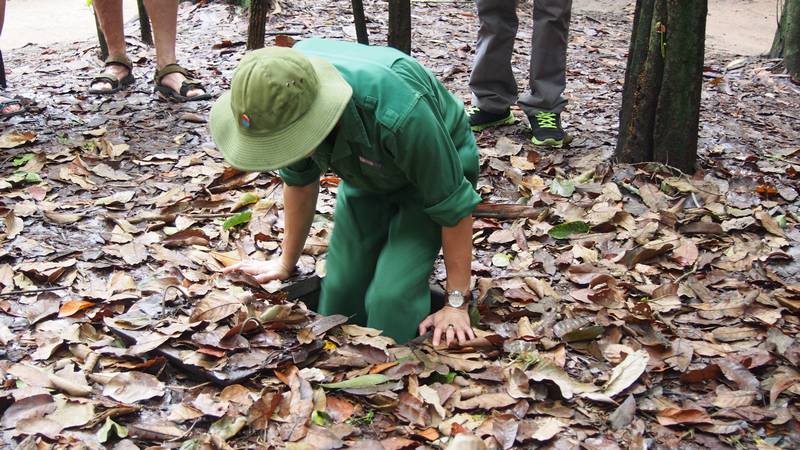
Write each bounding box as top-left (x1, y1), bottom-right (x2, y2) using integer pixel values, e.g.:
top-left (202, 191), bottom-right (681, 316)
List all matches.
top-left (279, 39), bottom-right (480, 227)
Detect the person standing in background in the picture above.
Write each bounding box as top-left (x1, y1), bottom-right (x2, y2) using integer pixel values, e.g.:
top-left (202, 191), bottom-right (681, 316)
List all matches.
top-left (467, 0), bottom-right (572, 148)
top-left (89, 0), bottom-right (210, 102)
top-left (0, 0), bottom-right (27, 118)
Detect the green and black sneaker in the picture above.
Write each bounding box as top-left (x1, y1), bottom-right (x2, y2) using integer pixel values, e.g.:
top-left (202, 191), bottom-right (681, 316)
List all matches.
top-left (467, 106), bottom-right (517, 132)
top-left (529, 111), bottom-right (571, 147)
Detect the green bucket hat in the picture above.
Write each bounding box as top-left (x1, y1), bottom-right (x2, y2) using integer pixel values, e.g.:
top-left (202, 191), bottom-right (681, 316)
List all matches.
top-left (209, 47), bottom-right (352, 172)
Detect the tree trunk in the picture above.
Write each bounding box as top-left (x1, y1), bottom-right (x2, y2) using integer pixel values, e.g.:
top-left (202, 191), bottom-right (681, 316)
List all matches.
top-left (352, 0), bottom-right (370, 45)
top-left (0, 51), bottom-right (6, 89)
top-left (95, 12), bottom-right (109, 61)
top-left (137, 0), bottom-right (154, 46)
top-left (388, 0), bottom-right (411, 54)
top-left (770, 0), bottom-right (800, 81)
top-left (616, 0), bottom-right (707, 174)
top-left (247, 0), bottom-right (273, 50)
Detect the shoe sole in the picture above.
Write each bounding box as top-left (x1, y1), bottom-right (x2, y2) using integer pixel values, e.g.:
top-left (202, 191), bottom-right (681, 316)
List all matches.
top-left (155, 88), bottom-right (212, 103)
top-left (530, 131), bottom-right (573, 148)
top-left (470, 112), bottom-right (517, 132)
top-left (531, 137), bottom-right (564, 148)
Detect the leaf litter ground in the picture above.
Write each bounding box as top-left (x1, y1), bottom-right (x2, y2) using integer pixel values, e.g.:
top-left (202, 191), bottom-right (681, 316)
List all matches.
top-left (1, 1), bottom-right (799, 449)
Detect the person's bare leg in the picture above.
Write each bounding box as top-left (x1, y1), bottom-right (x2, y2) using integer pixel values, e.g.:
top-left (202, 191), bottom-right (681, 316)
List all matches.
top-left (143, 0), bottom-right (204, 98)
top-left (91, 0), bottom-right (130, 92)
top-left (0, 0), bottom-right (23, 115)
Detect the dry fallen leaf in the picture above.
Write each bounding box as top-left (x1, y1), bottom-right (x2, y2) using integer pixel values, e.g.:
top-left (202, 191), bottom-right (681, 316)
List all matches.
top-left (517, 417), bottom-right (565, 442)
top-left (0, 131), bottom-right (37, 149)
top-left (583, 350), bottom-right (649, 402)
top-left (58, 300), bottom-right (96, 318)
top-left (656, 407), bottom-right (713, 426)
top-left (103, 372), bottom-right (165, 403)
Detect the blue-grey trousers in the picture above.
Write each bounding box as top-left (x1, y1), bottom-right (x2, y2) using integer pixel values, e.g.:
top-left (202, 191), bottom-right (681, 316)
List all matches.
top-left (470, 0), bottom-right (573, 116)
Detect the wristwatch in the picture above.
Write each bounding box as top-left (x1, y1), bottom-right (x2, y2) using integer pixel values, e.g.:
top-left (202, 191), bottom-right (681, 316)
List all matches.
top-left (447, 290), bottom-right (465, 309)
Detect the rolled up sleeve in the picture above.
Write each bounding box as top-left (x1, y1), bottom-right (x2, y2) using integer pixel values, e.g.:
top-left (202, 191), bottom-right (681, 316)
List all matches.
top-left (387, 104), bottom-right (480, 227)
top-left (279, 158), bottom-right (323, 187)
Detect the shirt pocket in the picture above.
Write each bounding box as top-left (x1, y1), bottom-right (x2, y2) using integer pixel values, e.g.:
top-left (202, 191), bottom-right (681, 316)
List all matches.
top-left (356, 152), bottom-right (406, 192)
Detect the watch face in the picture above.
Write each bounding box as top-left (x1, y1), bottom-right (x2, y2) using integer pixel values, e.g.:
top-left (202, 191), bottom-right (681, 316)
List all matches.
top-left (447, 291), bottom-right (465, 308)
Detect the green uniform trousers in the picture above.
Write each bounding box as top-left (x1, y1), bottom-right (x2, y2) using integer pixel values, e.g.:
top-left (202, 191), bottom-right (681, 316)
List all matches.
top-left (317, 184), bottom-right (442, 343)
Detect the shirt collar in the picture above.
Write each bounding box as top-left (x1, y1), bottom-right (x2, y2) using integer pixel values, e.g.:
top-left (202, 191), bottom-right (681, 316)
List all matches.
top-left (311, 100), bottom-right (368, 170)
top-left (333, 100), bottom-right (369, 157)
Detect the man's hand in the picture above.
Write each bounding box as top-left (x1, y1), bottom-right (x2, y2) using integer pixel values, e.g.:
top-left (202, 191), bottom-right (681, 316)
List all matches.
top-left (222, 259), bottom-right (292, 283)
top-left (418, 306), bottom-right (475, 347)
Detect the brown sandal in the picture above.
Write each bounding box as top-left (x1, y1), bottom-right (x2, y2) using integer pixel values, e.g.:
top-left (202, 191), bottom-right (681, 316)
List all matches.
top-left (88, 55), bottom-right (135, 95)
top-left (154, 64), bottom-right (211, 103)
top-left (0, 96), bottom-right (29, 119)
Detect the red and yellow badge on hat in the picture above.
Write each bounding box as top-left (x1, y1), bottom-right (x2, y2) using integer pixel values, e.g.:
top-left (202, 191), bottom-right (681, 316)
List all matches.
top-left (240, 113), bottom-right (251, 128)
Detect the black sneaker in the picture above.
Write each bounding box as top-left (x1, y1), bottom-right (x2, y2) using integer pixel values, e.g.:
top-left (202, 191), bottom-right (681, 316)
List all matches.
top-left (466, 106), bottom-right (517, 132)
top-left (529, 111), bottom-right (571, 147)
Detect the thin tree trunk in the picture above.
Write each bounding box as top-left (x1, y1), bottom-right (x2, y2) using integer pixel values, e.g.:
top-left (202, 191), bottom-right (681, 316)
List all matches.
top-left (617, 0), bottom-right (664, 165)
top-left (0, 51), bottom-right (6, 89)
top-left (771, 0), bottom-right (800, 80)
top-left (616, 0), bottom-right (707, 174)
top-left (352, 0), bottom-right (370, 45)
top-left (388, 0), bottom-right (411, 54)
top-left (771, 1), bottom-right (787, 57)
top-left (137, 0), bottom-right (154, 46)
top-left (95, 12), bottom-right (109, 61)
top-left (247, 0), bottom-right (273, 50)
top-left (473, 203), bottom-right (546, 219)
top-left (652, 0), bottom-right (706, 169)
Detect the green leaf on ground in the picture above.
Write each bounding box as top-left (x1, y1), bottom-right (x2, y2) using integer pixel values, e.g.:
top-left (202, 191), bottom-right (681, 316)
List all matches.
top-left (431, 371), bottom-right (458, 384)
top-left (238, 192), bottom-right (260, 206)
top-left (320, 374), bottom-right (389, 390)
top-left (469, 304), bottom-right (481, 328)
top-left (549, 178), bottom-right (575, 197)
top-left (12, 154), bottom-right (34, 167)
top-left (223, 211), bottom-right (252, 230)
top-left (345, 410), bottom-right (375, 426)
top-left (311, 410), bottom-right (333, 426)
top-left (10, 171), bottom-right (42, 184)
top-left (232, 192), bottom-right (260, 211)
top-left (97, 417), bottom-right (128, 443)
top-left (209, 416), bottom-right (247, 440)
top-left (491, 252), bottom-right (513, 267)
top-left (548, 221), bottom-right (590, 239)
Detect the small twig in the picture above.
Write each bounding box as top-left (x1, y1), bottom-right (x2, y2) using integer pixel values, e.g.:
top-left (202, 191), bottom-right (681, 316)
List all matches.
top-left (627, 236), bottom-right (682, 253)
top-left (167, 381), bottom-right (212, 391)
top-left (674, 262), bottom-right (698, 284)
top-left (766, 152), bottom-right (800, 166)
top-left (242, 317), bottom-right (265, 334)
top-left (185, 212), bottom-right (234, 219)
top-left (473, 203), bottom-right (547, 220)
top-left (159, 285), bottom-right (188, 319)
top-left (171, 417), bottom-right (203, 442)
top-left (265, 31), bottom-right (303, 36)
top-left (0, 286), bottom-right (67, 297)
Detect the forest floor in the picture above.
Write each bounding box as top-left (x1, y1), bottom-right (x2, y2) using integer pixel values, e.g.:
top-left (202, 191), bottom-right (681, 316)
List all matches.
top-left (1, 1), bottom-right (799, 449)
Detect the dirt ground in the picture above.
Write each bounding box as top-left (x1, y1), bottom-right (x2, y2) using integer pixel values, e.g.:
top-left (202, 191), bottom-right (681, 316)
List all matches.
top-left (0, 0), bottom-right (139, 53)
top-left (1, 0), bottom-right (781, 56)
top-left (574, 0), bottom-right (778, 55)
